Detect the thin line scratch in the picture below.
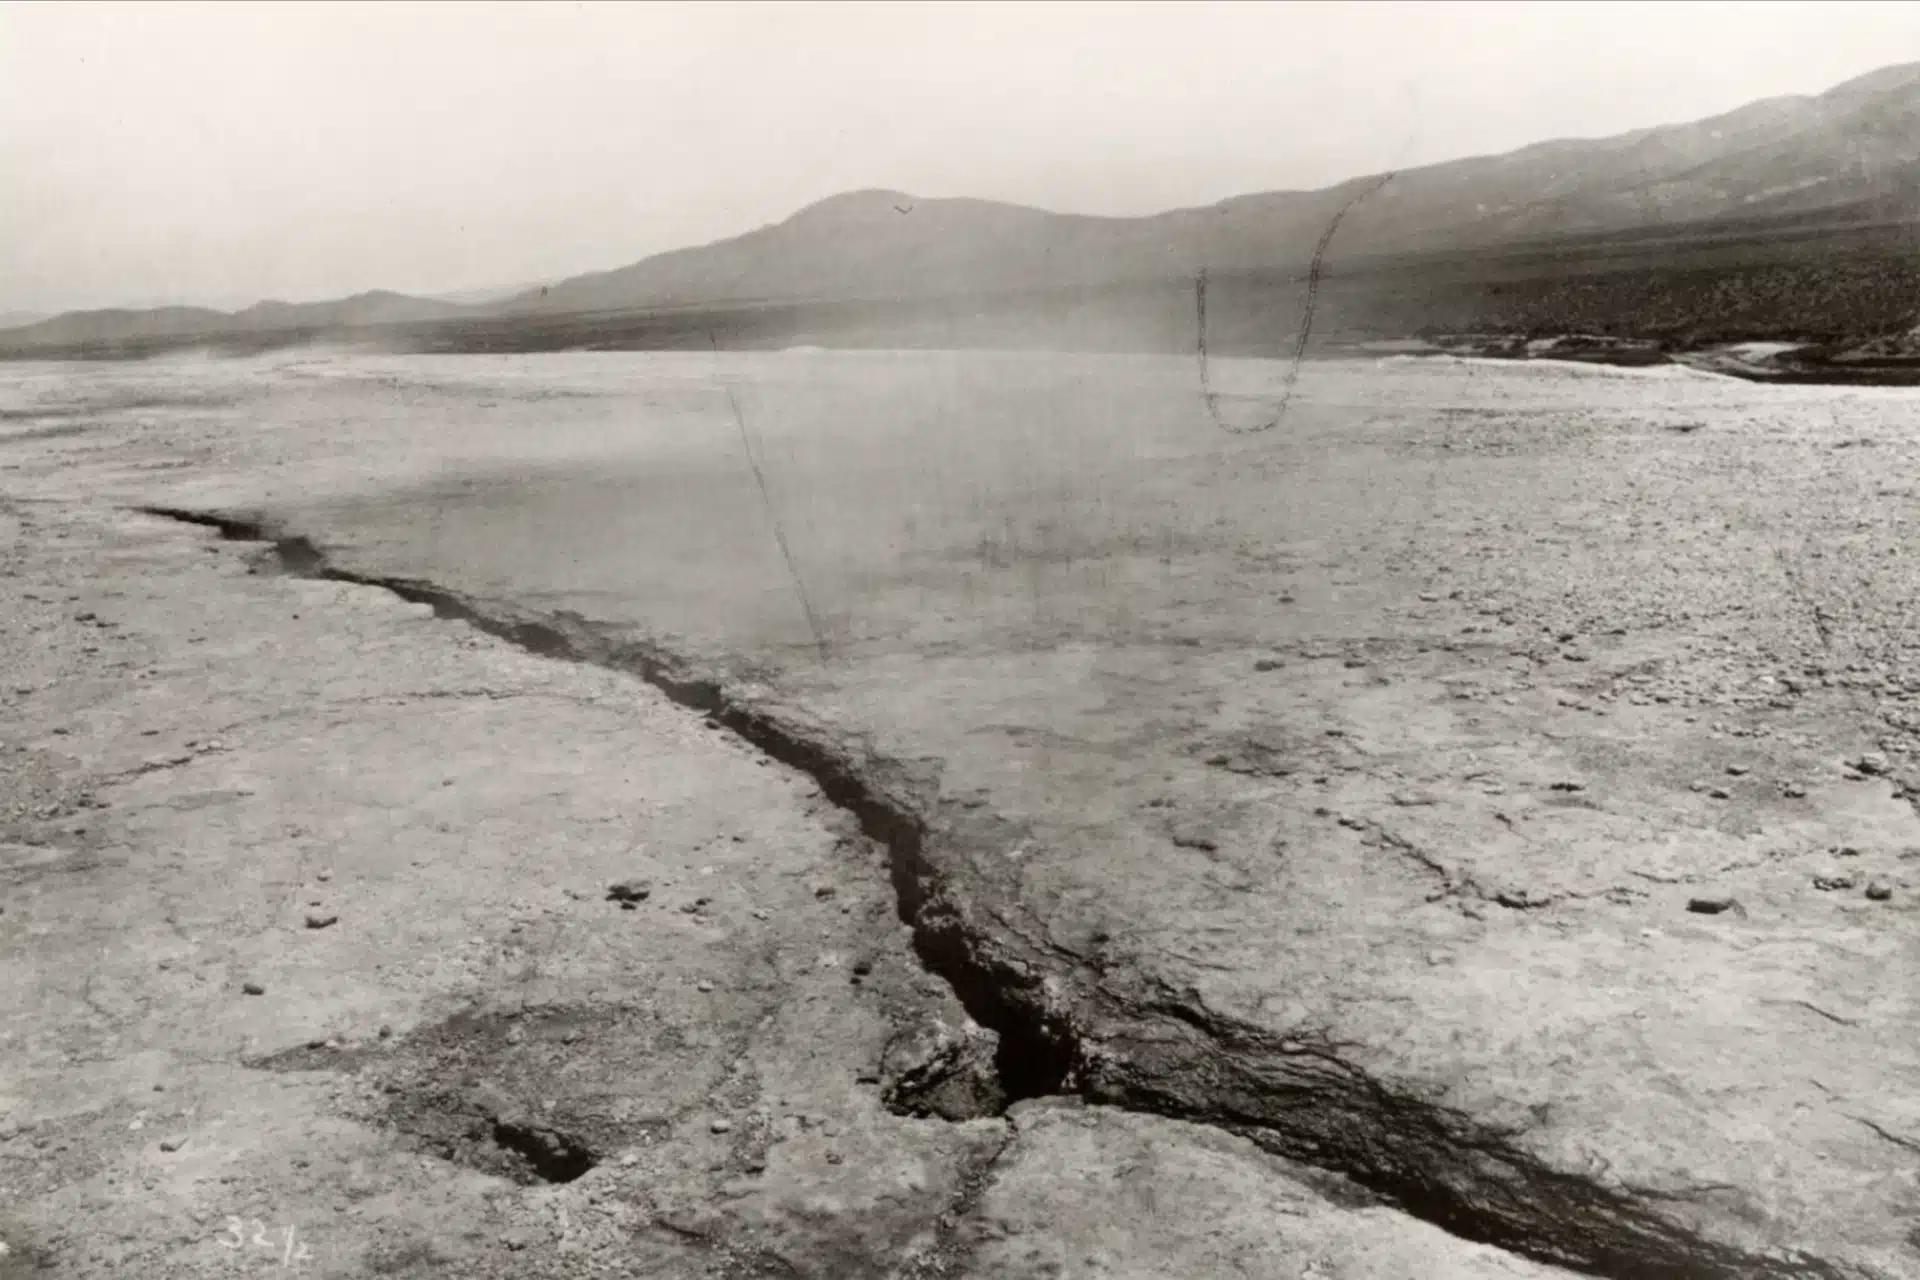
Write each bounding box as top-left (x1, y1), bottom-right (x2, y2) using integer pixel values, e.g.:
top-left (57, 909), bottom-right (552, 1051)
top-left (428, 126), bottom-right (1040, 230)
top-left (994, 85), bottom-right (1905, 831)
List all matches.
top-left (1196, 171), bottom-right (1397, 434)
top-left (707, 334), bottom-right (829, 662)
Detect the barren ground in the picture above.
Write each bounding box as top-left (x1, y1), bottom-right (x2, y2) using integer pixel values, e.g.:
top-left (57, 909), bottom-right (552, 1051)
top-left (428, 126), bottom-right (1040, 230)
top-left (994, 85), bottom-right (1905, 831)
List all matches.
top-left (4, 348), bottom-right (1920, 1277)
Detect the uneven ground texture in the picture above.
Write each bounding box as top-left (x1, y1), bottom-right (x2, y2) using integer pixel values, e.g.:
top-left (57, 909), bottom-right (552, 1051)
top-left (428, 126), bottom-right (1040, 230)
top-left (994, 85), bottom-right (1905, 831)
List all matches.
top-left (0, 368), bottom-right (1579, 1276)
top-left (6, 348), bottom-right (1920, 1276)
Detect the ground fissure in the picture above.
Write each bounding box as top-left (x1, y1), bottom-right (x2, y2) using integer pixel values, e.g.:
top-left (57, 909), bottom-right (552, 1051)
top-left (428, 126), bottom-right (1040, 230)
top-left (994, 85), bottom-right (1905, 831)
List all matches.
top-left (136, 504), bottom-right (1850, 1280)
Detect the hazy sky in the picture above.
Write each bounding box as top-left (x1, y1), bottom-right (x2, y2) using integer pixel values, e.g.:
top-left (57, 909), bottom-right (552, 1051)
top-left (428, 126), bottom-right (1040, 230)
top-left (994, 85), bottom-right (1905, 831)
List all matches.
top-left (3, 1), bottom-right (1917, 313)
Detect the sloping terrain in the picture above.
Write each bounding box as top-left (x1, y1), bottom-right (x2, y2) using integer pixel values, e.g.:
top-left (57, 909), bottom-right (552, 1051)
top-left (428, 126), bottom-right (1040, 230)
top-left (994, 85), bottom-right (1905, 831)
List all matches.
top-left (501, 64), bottom-right (1920, 316)
top-left (5, 63), bottom-right (1917, 362)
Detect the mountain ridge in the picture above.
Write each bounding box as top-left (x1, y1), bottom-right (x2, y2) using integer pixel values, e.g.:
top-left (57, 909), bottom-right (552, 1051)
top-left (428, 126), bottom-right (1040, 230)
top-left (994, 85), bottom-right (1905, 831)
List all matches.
top-left (5, 60), bottom-right (1918, 356)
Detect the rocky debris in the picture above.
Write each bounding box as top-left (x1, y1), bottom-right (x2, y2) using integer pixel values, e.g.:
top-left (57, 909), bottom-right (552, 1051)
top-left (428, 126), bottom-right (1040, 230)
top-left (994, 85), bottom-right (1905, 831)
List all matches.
top-left (303, 912), bottom-right (337, 930)
top-left (605, 879), bottom-right (651, 906)
top-left (1813, 873), bottom-right (1858, 892)
top-left (1850, 752), bottom-right (1891, 777)
top-left (1866, 882), bottom-right (1893, 901)
top-left (1686, 896), bottom-right (1742, 915)
top-left (241, 982), bottom-right (265, 996)
top-left (881, 1017), bottom-right (1006, 1122)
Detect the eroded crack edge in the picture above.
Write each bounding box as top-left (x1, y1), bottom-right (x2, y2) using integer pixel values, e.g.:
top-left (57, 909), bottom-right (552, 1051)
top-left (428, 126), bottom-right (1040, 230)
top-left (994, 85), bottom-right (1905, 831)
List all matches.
top-left (135, 505), bottom-right (1851, 1280)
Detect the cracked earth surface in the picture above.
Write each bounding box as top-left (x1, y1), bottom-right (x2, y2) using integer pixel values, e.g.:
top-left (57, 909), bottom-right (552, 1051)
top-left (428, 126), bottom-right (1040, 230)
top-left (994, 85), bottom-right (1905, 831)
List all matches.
top-left (5, 349), bottom-right (1920, 1276)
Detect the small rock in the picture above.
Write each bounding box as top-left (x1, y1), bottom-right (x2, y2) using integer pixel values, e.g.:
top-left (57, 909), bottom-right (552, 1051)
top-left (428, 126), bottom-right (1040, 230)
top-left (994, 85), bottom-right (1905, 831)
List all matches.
top-left (1781, 783), bottom-right (1808, 799)
top-left (316, 870), bottom-right (331, 882)
top-left (1814, 873), bottom-right (1858, 892)
top-left (695, 980), bottom-right (714, 993)
top-left (1706, 787), bottom-right (1730, 800)
top-left (304, 913), bottom-right (338, 930)
top-left (502, 1232), bottom-right (528, 1252)
top-left (1867, 882), bottom-right (1894, 901)
top-left (1253, 658), bottom-right (1282, 672)
top-left (1687, 896), bottom-right (1740, 916)
top-left (241, 982), bottom-right (265, 996)
top-left (1548, 780), bottom-right (1586, 793)
top-left (606, 880), bottom-right (651, 904)
top-left (1725, 765), bottom-right (1748, 777)
top-left (378, 1025), bottom-right (393, 1039)
top-left (709, 1118), bottom-right (732, 1134)
top-left (158, 1137), bottom-right (186, 1153)
top-left (1852, 753), bottom-right (1890, 776)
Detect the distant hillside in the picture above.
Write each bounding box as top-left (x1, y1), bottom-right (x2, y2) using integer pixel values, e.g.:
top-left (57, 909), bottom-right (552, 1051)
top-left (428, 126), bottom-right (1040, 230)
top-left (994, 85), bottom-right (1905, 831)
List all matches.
top-left (498, 62), bottom-right (1920, 317)
top-left (4, 61), bottom-right (1918, 363)
top-left (0, 291), bottom-right (470, 351)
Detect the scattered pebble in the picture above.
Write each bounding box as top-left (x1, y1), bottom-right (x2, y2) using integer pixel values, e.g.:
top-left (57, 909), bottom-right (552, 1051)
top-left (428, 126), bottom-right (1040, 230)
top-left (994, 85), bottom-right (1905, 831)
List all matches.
top-left (242, 982), bottom-right (265, 996)
top-left (1851, 753), bottom-right (1890, 777)
top-left (1867, 882), bottom-right (1893, 901)
top-left (1725, 765), bottom-right (1748, 777)
top-left (1687, 896), bottom-right (1740, 916)
top-left (695, 980), bottom-right (714, 993)
top-left (1253, 658), bottom-right (1282, 672)
top-left (1548, 780), bottom-right (1586, 793)
top-left (304, 913), bottom-right (338, 930)
top-left (158, 1137), bottom-right (186, 1153)
top-left (1781, 783), bottom-right (1808, 799)
top-left (1814, 874), bottom-right (1857, 892)
top-left (1706, 787), bottom-right (1730, 800)
top-left (709, 1118), bottom-right (732, 1134)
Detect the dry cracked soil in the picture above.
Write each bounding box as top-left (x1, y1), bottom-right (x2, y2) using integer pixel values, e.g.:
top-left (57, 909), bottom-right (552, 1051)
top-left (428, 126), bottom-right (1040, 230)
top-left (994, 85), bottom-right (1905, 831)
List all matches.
top-left (4, 348), bottom-right (1920, 1278)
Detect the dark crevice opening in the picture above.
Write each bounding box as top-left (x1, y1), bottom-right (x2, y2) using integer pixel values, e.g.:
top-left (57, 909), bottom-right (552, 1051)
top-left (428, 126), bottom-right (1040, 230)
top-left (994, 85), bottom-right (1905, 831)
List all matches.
top-left (489, 1118), bottom-right (597, 1184)
top-left (133, 503), bottom-right (1854, 1280)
